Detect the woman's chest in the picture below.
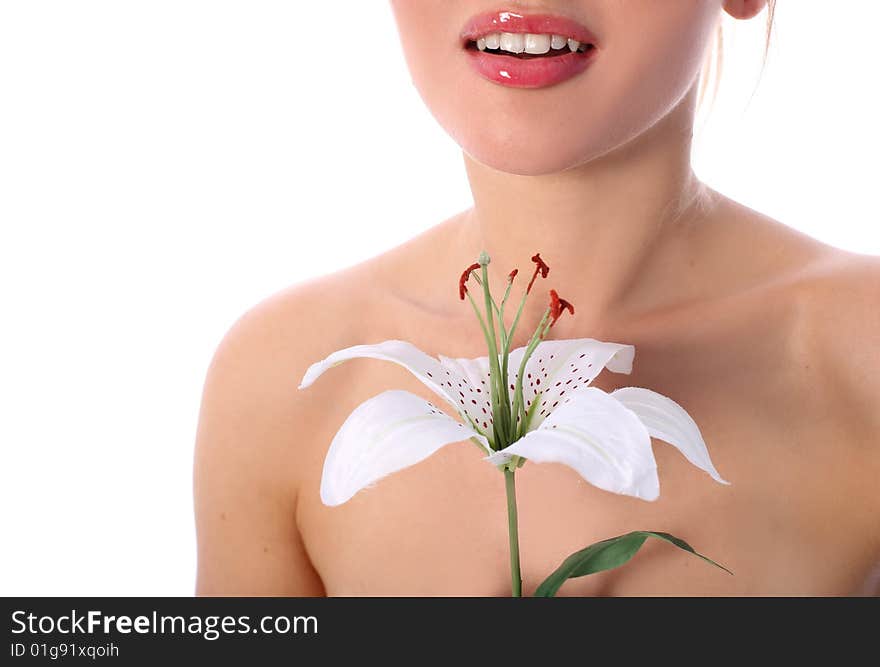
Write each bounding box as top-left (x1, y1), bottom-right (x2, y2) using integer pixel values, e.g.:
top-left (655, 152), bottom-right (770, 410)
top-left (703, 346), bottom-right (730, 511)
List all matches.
top-left (298, 300), bottom-right (878, 595)
top-left (299, 395), bottom-right (877, 596)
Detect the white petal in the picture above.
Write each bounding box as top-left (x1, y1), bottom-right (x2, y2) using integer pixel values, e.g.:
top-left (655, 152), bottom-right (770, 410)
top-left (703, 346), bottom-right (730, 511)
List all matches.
top-left (298, 340), bottom-right (463, 413)
top-left (321, 389), bottom-right (490, 506)
top-left (437, 353), bottom-right (497, 432)
top-left (506, 338), bottom-right (636, 431)
top-left (611, 387), bottom-right (729, 485)
top-left (487, 387), bottom-right (659, 500)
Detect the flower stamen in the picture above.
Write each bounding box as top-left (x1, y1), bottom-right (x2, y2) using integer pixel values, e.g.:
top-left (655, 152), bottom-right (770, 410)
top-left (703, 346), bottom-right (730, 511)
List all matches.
top-left (459, 262), bottom-right (481, 300)
top-left (526, 253), bottom-right (550, 294)
top-left (549, 289), bottom-right (575, 328)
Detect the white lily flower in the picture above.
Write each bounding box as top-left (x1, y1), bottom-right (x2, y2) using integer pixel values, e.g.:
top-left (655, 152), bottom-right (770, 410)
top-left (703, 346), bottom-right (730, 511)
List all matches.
top-left (298, 251), bottom-right (731, 596)
top-left (299, 337), bottom-right (728, 506)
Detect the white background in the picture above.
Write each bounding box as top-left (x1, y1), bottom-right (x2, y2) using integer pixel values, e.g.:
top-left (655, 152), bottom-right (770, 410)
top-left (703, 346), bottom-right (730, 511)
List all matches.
top-left (1, 1), bottom-right (877, 595)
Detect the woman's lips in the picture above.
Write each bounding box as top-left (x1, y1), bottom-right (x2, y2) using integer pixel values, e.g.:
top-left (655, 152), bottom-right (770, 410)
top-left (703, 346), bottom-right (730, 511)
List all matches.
top-left (460, 10), bottom-right (599, 89)
top-left (464, 45), bottom-right (597, 89)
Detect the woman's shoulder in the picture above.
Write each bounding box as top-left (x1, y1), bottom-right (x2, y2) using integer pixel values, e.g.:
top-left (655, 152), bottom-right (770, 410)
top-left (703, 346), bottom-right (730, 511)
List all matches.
top-left (194, 265), bottom-right (389, 594)
top-left (713, 198), bottom-right (880, 444)
top-left (791, 249), bottom-right (880, 431)
top-left (714, 197), bottom-right (878, 355)
top-left (751, 239), bottom-right (880, 491)
top-left (202, 261), bottom-right (383, 419)
top-left (196, 266), bottom-right (379, 471)
top-left (722, 212), bottom-right (880, 512)
top-left (193, 258), bottom-right (395, 588)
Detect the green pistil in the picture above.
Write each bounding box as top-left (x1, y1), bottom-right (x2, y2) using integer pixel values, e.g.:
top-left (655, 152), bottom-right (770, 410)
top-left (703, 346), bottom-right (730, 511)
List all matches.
top-left (478, 255), bottom-right (511, 446)
top-left (499, 289), bottom-right (531, 442)
top-left (520, 387), bottom-right (543, 438)
top-left (499, 275), bottom-right (515, 324)
top-left (463, 288), bottom-right (499, 449)
top-left (503, 284), bottom-right (531, 356)
top-left (511, 308), bottom-right (553, 441)
top-left (472, 275), bottom-right (513, 447)
top-left (496, 276), bottom-right (517, 438)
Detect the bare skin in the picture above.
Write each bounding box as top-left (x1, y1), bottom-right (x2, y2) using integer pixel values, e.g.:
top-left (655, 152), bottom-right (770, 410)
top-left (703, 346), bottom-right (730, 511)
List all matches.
top-left (193, 0), bottom-right (880, 595)
top-left (193, 192), bottom-right (880, 596)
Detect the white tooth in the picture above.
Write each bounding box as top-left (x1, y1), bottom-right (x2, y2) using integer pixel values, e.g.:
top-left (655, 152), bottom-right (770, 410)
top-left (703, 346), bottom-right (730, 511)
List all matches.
top-left (477, 37), bottom-right (486, 51)
top-left (567, 38), bottom-right (581, 52)
top-left (551, 34), bottom-right (567, 50)
top-left (524, 33), bottom-right (551, 54)
top-left (485, 32), bottom-right (501, 49)
top-left (499, 32), bottom-right (525, 54)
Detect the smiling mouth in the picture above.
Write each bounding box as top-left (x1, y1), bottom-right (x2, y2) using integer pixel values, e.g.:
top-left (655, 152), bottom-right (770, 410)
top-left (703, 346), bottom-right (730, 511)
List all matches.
top-left (466, 42), bottom-right (595, 59)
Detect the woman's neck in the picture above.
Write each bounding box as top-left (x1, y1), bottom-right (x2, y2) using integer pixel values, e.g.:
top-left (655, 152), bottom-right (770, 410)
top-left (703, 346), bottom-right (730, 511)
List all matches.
top-left (454, 85), bottom-right (716, 337)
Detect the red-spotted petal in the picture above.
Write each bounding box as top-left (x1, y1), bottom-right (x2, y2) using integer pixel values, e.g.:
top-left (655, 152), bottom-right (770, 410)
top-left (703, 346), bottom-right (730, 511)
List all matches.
top-left (506, 338), bottom-right (635, 430)
top-left (487, 387), bottom-right (659, 500)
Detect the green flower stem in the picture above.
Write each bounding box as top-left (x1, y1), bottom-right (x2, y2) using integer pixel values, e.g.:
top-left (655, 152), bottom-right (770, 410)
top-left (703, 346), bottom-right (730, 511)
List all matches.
top-left (499, 277), bottom-right (515, 324)
top-left (498, 354), bottom-right (511, 444)
top-left (504, 468), bottom-right (522, 598)
top-left (511, 309), bottom-right (551, 440)
top-left (499, 289), bottom-right (534, 434)
top-left (495, 277), bottom-right (515, 353)
top-left (464, 288), bottom-right (492, 352)
top-left (473, 269), bottom-right (521, 445)
top-left (464, 289), bottom-right (498, 449)
top-left (494, 278), bottom-right (522, 447)
top-left (479, 261), bottom-right (512, 444)
top-left (503, 285), bottom-right (531, 356)
top-left (519, 393), bottom-right (542, 439)
top-left (465, 252), bottom-right (551, 598)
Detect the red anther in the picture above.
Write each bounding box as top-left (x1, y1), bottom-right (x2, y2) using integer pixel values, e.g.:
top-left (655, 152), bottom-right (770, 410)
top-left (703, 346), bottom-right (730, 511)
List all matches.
top-left (507, 268), bottom-right (518, 282)
top-left (458, 262), bottom-right (481, 300)
top-left (549, 289), bottom-right (575, 327)
top-left (549, 289), bottom-right (560, 318)
top-left (526, 253), bottom-right (550, 293)
top-left (559, 297), bottom-right (574, 316)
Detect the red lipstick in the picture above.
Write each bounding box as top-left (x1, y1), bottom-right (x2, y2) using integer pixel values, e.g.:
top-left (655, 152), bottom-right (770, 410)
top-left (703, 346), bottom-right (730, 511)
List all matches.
top-left (460, 10), bottom-right (599, 89)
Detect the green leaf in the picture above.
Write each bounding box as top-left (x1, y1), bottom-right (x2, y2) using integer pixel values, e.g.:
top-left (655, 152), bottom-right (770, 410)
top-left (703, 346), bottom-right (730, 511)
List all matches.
top-left (534, 530), bottom-right (732, 597)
